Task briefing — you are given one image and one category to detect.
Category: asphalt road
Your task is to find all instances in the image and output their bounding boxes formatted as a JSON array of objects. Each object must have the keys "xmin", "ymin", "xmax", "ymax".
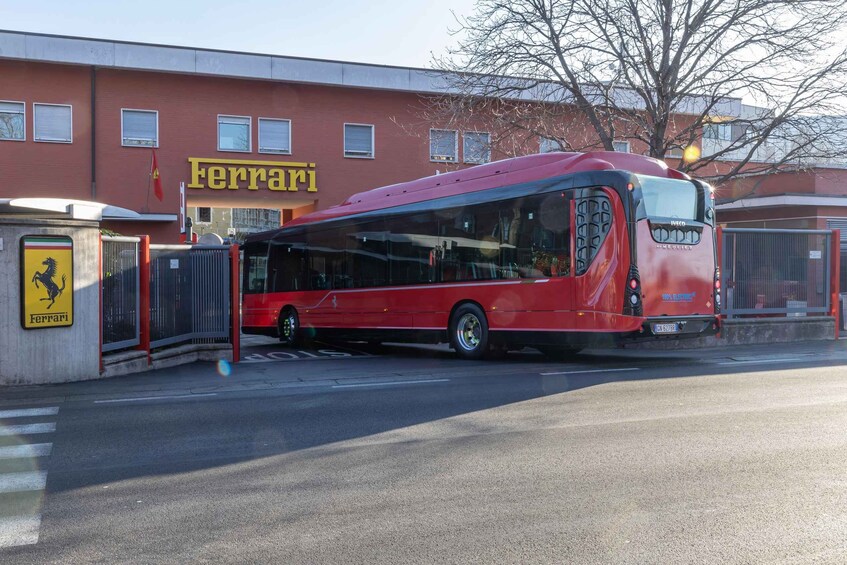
[{"xmin": 2, "ymin": 340, "xmax": 847, "ymax": 563}]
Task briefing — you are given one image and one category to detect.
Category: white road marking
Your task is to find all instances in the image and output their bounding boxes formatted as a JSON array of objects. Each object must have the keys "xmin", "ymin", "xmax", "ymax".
[
  {"xmin": 0, "ymin": 471, "xmax": 47, "ymax": 493},
  {"xmin": 0, "ymin": 423, "xmax": 56, "ymax": 437},
  {"xmin": 540, "ymin": 368, "xmax": 641, "ymax": 376},
  {"xmin": 0, "ymin": 407, "xmax": 59, "ymax": 419},
  {"xmin": 332, "ymin": 378, "xmax": 450, "ymax": 389},
  {"xmin": 0, "ymin": 443, "xmax": 52, "ymax": 459},
  {"xmin": 717, "ymin": 358, "xmax": 804, "ymax": 366},
  {"xmin": 93, "ymin": 393, "xmax": 219, "ymax": 404},
  {"xmin": 0, "ymin": 408, "xmax": 57, "ymax": 549},
  {"xmin": 0, "ymin": 516, "xmax": 42, "ymax": 548}
]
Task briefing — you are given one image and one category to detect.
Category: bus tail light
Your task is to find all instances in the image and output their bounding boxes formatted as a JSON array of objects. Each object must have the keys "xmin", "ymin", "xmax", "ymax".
[
  {"xmin": 714, "ymin": 269, "xmax": 721, "ymax": 313},
  {"xmin": 624, "ymin": 266, "xmax": 642, "ymax": 317}
]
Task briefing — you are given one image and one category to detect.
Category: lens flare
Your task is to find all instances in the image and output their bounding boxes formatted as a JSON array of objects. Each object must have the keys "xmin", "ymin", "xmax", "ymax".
[
  {"xmin": 217, "ymin": 359, "xmax": 232, "ymax": 377},
  {"xmin": 683, "ymin": 145, "xmax": 701, "ymax": 163}
]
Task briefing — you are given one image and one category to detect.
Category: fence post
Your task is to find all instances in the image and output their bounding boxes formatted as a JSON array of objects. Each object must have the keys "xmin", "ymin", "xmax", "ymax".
[
  {"xmin": 229, "ymin": 244, "xmax": 240, "ymax": 364},
  {"xmin": 137, "ymin": 235, "xmax": 151, "ymax": 365},
  {"xmin": 831, "ymin": 229, "xmax": 841, "ymax": 339},
  {"xmin": 99, "ymin": 234, "xmax": 104, "ymax": 373},
  {"xmin": 716, "ymin": 225, "xmax": 724, "ymax": 334}
]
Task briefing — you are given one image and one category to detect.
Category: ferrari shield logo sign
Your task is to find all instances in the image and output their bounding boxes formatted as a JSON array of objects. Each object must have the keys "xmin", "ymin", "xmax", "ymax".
[{"xmin": 20, "ymin": 235, "xmax": 74, "ymax": 329}]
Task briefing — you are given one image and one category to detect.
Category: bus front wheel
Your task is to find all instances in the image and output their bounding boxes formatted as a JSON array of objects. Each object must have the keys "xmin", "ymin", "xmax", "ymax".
[
  {"xmin": 278, "ymin": 307, "xmax": 300, "ymax": 347},
  {"xmin": 450, "ymin": 303, "xmax": 489, "ymax": 360}
]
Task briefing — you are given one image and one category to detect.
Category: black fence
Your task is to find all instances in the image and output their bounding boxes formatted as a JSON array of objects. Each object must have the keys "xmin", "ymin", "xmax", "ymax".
[
  {"xmin": 102, "ymin": 236, "xmax": 141, "ymax": 352},
  {"xmin": 721, "ymin": 229, "xmax": 833, "ymax": 318},
  {"xmin": 149, "ymin": 244, "xmax": 230, "ymax": 349},
  {"xmin": 101, "ymin": 239, "xmax": 232, "ymax": 353}
]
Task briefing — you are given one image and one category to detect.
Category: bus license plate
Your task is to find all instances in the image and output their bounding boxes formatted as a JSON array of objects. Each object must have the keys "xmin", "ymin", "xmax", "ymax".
[{"xmin": 652, "ymin": 323, "xmax": 680, "ymax": 334}]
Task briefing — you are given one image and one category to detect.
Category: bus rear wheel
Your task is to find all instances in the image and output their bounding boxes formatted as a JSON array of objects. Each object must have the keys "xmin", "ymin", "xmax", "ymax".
[
  {"xmin": 278, "ymin": 306, "xmax": 300, "ymax": 347},
  {"xmin": 450, "ymin": 303, "xmax": 489, "ymax": 360}
]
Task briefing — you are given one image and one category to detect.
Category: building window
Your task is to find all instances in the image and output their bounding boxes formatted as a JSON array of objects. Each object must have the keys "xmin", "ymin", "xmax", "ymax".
[
  {"xmin": 33, "ymin": 103, "xmax": 72, "ymax": 143},
  {"xmin": 704, "ymin": 122, "xmax": 732, "ymax": 141},
  {"xmin": 197, "ymin": 207, "xmax": 212, "ymax": 223},
  {"xmin": 258, "ymin": 118, "xmax": 291, "ymax": 154},
  {"xmin": 430, "ymin": 129, "xmax": 457, "ymax": 162},
  {"xmin": 0, "ymin": 100, "xmax": 25, "ymax": 141},
  {"xmin": 218, "ymin": 115, "xmax": 251, "ymax": 152},
  {"xmin": 122, "ymin": 109, "xmax": 158, "ymax": 147},
  {"xmin": 463, "ymin": 132, "xmax": 491, "ymax": 164},
  {"xmin": 344, "ymin": 123, "xmax": 374, "ymax": 158},
  {"xmin": 539, "ymin": 136, "xmax": 561, "ymax": 153},
  {"xmin": 613, "ymin": 140, "xmax": 630, "ymax": 153}
]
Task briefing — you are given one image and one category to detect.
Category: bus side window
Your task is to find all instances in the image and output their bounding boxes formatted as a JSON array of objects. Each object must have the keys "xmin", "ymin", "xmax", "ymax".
[
  {"xmin": 269, "ymin": 240, "xmax": 305, "ymax": 292},
  {"xmin": 502, "ymin": 192, "xmax": 570, "ymax": 278}
]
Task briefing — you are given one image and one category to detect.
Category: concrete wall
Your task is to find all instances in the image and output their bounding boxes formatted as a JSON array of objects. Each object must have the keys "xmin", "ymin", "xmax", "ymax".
[
  {"xmin": 624, "ymin": 317, "xmax": 836, "ymax": 350},
  {"xmin": 0, "ymin": 218, "xmax": 100, "ymax": 385}
]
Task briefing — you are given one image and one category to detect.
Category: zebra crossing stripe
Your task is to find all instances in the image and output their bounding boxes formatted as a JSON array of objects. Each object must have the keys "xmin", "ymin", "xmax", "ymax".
[
  {"xmin": 0, "ymin": 471, "xmax": 47, "ymax": 493},
  {"xmin": 0, "ymin": 444, "xmax": 52, "ymax": 459},
  {"xmin": 0, "ymin": 423, "xmax": 56, "ymax": 436},
  {"xmin": 0, "ymin": 407, "xmax": 59, "ymax": 419},
  {"xmin": 0, "ymin": 406, "xmax": 58, "ymax": 548},
  {"xmin": 0, "ymin": 516, "xmax": 42, "ymax": 547}
]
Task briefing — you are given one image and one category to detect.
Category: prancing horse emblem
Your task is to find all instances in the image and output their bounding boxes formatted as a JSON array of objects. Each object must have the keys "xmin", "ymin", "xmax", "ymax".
[
  {"xmin": 332, "ymin": 295, "xmax": 338, "ymax": 309},
  {"xmin": 32, "ymin": 257, "xmax": 67, "ymax": 309}
]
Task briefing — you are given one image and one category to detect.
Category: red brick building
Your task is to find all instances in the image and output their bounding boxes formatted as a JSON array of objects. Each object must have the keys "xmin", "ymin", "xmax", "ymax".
[{"xmin": 1, "ymin": 30, "xmax": 846, "ymax": 244}]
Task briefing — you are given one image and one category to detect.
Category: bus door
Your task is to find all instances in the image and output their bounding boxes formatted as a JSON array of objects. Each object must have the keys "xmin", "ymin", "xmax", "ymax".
[{"xmin": 491, "ymin": 191, "xmax": 574, "ymax": 330}]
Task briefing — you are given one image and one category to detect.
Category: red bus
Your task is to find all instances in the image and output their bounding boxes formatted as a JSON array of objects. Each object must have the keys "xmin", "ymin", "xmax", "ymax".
[{"xmin": 242, "ymin": 152, "xmax": 720, "ymax": 359}]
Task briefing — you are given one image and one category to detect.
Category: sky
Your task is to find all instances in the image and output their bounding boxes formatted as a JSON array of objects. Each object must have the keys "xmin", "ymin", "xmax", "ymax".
[{"xmin": 0, "ymin": 0, "xmax": 478, "ymax": 68}]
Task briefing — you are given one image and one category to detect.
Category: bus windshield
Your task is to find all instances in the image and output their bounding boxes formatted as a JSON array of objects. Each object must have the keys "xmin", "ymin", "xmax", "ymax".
[{"xmin": 636, "ymin": 174, "xmax": 698, "ymax": 221}]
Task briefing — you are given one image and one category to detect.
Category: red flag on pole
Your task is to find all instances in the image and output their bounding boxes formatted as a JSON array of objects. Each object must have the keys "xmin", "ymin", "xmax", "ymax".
[{"xmin": 151, "ymin": 148, "xmax": 163, "ymax": 201}]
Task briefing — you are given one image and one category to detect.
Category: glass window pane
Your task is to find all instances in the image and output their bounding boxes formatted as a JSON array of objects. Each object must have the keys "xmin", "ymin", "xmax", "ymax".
[
  {"xmin": 219, "ymin": 121, "xmax": 250, "ymax": 151},
  {"xmin": 501, "ymin": 192, "xmax": 570, "ymax": 278},
  {"xmin": 386, "ymin": 212, "xmax": 438, "ymax": 285},
  {"xmin": 0, "ymin": 101, "xmax": 25, "ymax": 141},
  {"xmin": 539, "ymin": 137, "xmax": 560, "ymax": 153},
  {"xmin": 637, "ymin": 175, "xmax": 698, "ymax": 220},
  {"xmin": 463, "ymin": 132, "xmax": 490, "ymax": 164}
]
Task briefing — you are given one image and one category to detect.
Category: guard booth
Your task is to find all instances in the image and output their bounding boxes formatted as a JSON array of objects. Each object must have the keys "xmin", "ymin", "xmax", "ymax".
[
  {"xmin": 0, "ymin": 199, "xmax": 109, "ymax": 385},
  {"xmin": 0, "ymin": 198, "xmax": 239, "ymax": 386}
]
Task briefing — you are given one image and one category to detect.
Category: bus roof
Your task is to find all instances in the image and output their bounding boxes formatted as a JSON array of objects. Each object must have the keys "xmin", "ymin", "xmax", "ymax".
[{"xmin": 255, "ymin": 151, "xmax": 688, "ymax": 237}]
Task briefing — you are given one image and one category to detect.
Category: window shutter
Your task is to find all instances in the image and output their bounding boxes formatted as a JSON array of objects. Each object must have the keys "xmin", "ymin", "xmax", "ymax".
[
  {"xmin": 345, "ymin": 125, "xmax": 373, "ymax": 155},
  {"xmin": 259, "ymin": 119, "xmax": 290, "ymax": 153},
  {"xmin": 35, "ymin": 105, "xmax": 72, "ymax": 142},
  {"xmin": 430, "ymin": 130, "xmax": 456, "ymax": 160},
  {"xmin": 123, "ymin": 110, "xmax": 157, "ymax": 144}
]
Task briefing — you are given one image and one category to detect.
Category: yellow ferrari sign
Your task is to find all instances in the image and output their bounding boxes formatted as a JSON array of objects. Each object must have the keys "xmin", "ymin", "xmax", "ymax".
[{"xmin": 21, "ymin": 235, "xmax": 74, "ymax": 329}]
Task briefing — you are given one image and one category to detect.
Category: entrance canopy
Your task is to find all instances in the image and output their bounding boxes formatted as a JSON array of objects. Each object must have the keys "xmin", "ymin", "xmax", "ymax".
[{"xmin": 0, "ymin": 198, "xmax": 140, "ymax": 221}]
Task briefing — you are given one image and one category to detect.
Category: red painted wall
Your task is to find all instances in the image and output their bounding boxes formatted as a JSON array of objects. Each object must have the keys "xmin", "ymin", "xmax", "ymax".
[{"xmin": 0, "ymin": 60, "xmax": 92, "ymax": 199}]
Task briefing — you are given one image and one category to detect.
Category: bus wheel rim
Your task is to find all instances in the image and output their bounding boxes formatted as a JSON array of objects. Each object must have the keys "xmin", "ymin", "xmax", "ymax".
[
  {"xmin": 456, "ymin": 313, "xmax": 481, "ymax": 351},
  {"xmin": 284, "ymin": 314, "xmax": 296, "ymax": 339}
]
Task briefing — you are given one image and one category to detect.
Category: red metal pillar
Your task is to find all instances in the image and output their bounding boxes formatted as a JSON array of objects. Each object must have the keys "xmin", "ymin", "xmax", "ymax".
[
  {"xmin": 830, "ymin": 229, "xmax": 841, "ymax": 339},
  {"xmin": 715, "ymin": 225, "xmax": 723, "ymax": 337},
  {"xmin": 99, "ymin": 235, "xmax": 104, "ymax": 373},
  {"xmin": 230, "ymin": 244, "xmax": 241, "ymax": 364},
  {"xmin": 137, "ymin": 235, "xmax": 151, "ymax": 365}
]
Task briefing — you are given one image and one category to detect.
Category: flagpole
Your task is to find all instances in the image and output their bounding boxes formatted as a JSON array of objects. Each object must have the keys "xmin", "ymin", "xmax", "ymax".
[{"xmin": 145, "ymin": 149, "xmax": 153, "ymax": 213}]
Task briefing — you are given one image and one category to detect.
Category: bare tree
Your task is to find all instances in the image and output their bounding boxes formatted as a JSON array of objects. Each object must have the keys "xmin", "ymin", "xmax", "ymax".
[{"xmin": 430, "ymin": 0, "xmax": 847, "ymax": 185}]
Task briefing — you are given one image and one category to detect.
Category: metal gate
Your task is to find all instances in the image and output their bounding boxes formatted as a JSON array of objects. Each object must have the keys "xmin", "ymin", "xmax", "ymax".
[
  {"xmin": 149, "ymin": 244, "xmax": 230, "ymax": 349},
  {"xmin": 721, "ymin": 228, "xmax": 832, "ymax": 319},
  {"xmin": 102, "ymin": 236, "xmax": 141, "ymax": 352}
]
